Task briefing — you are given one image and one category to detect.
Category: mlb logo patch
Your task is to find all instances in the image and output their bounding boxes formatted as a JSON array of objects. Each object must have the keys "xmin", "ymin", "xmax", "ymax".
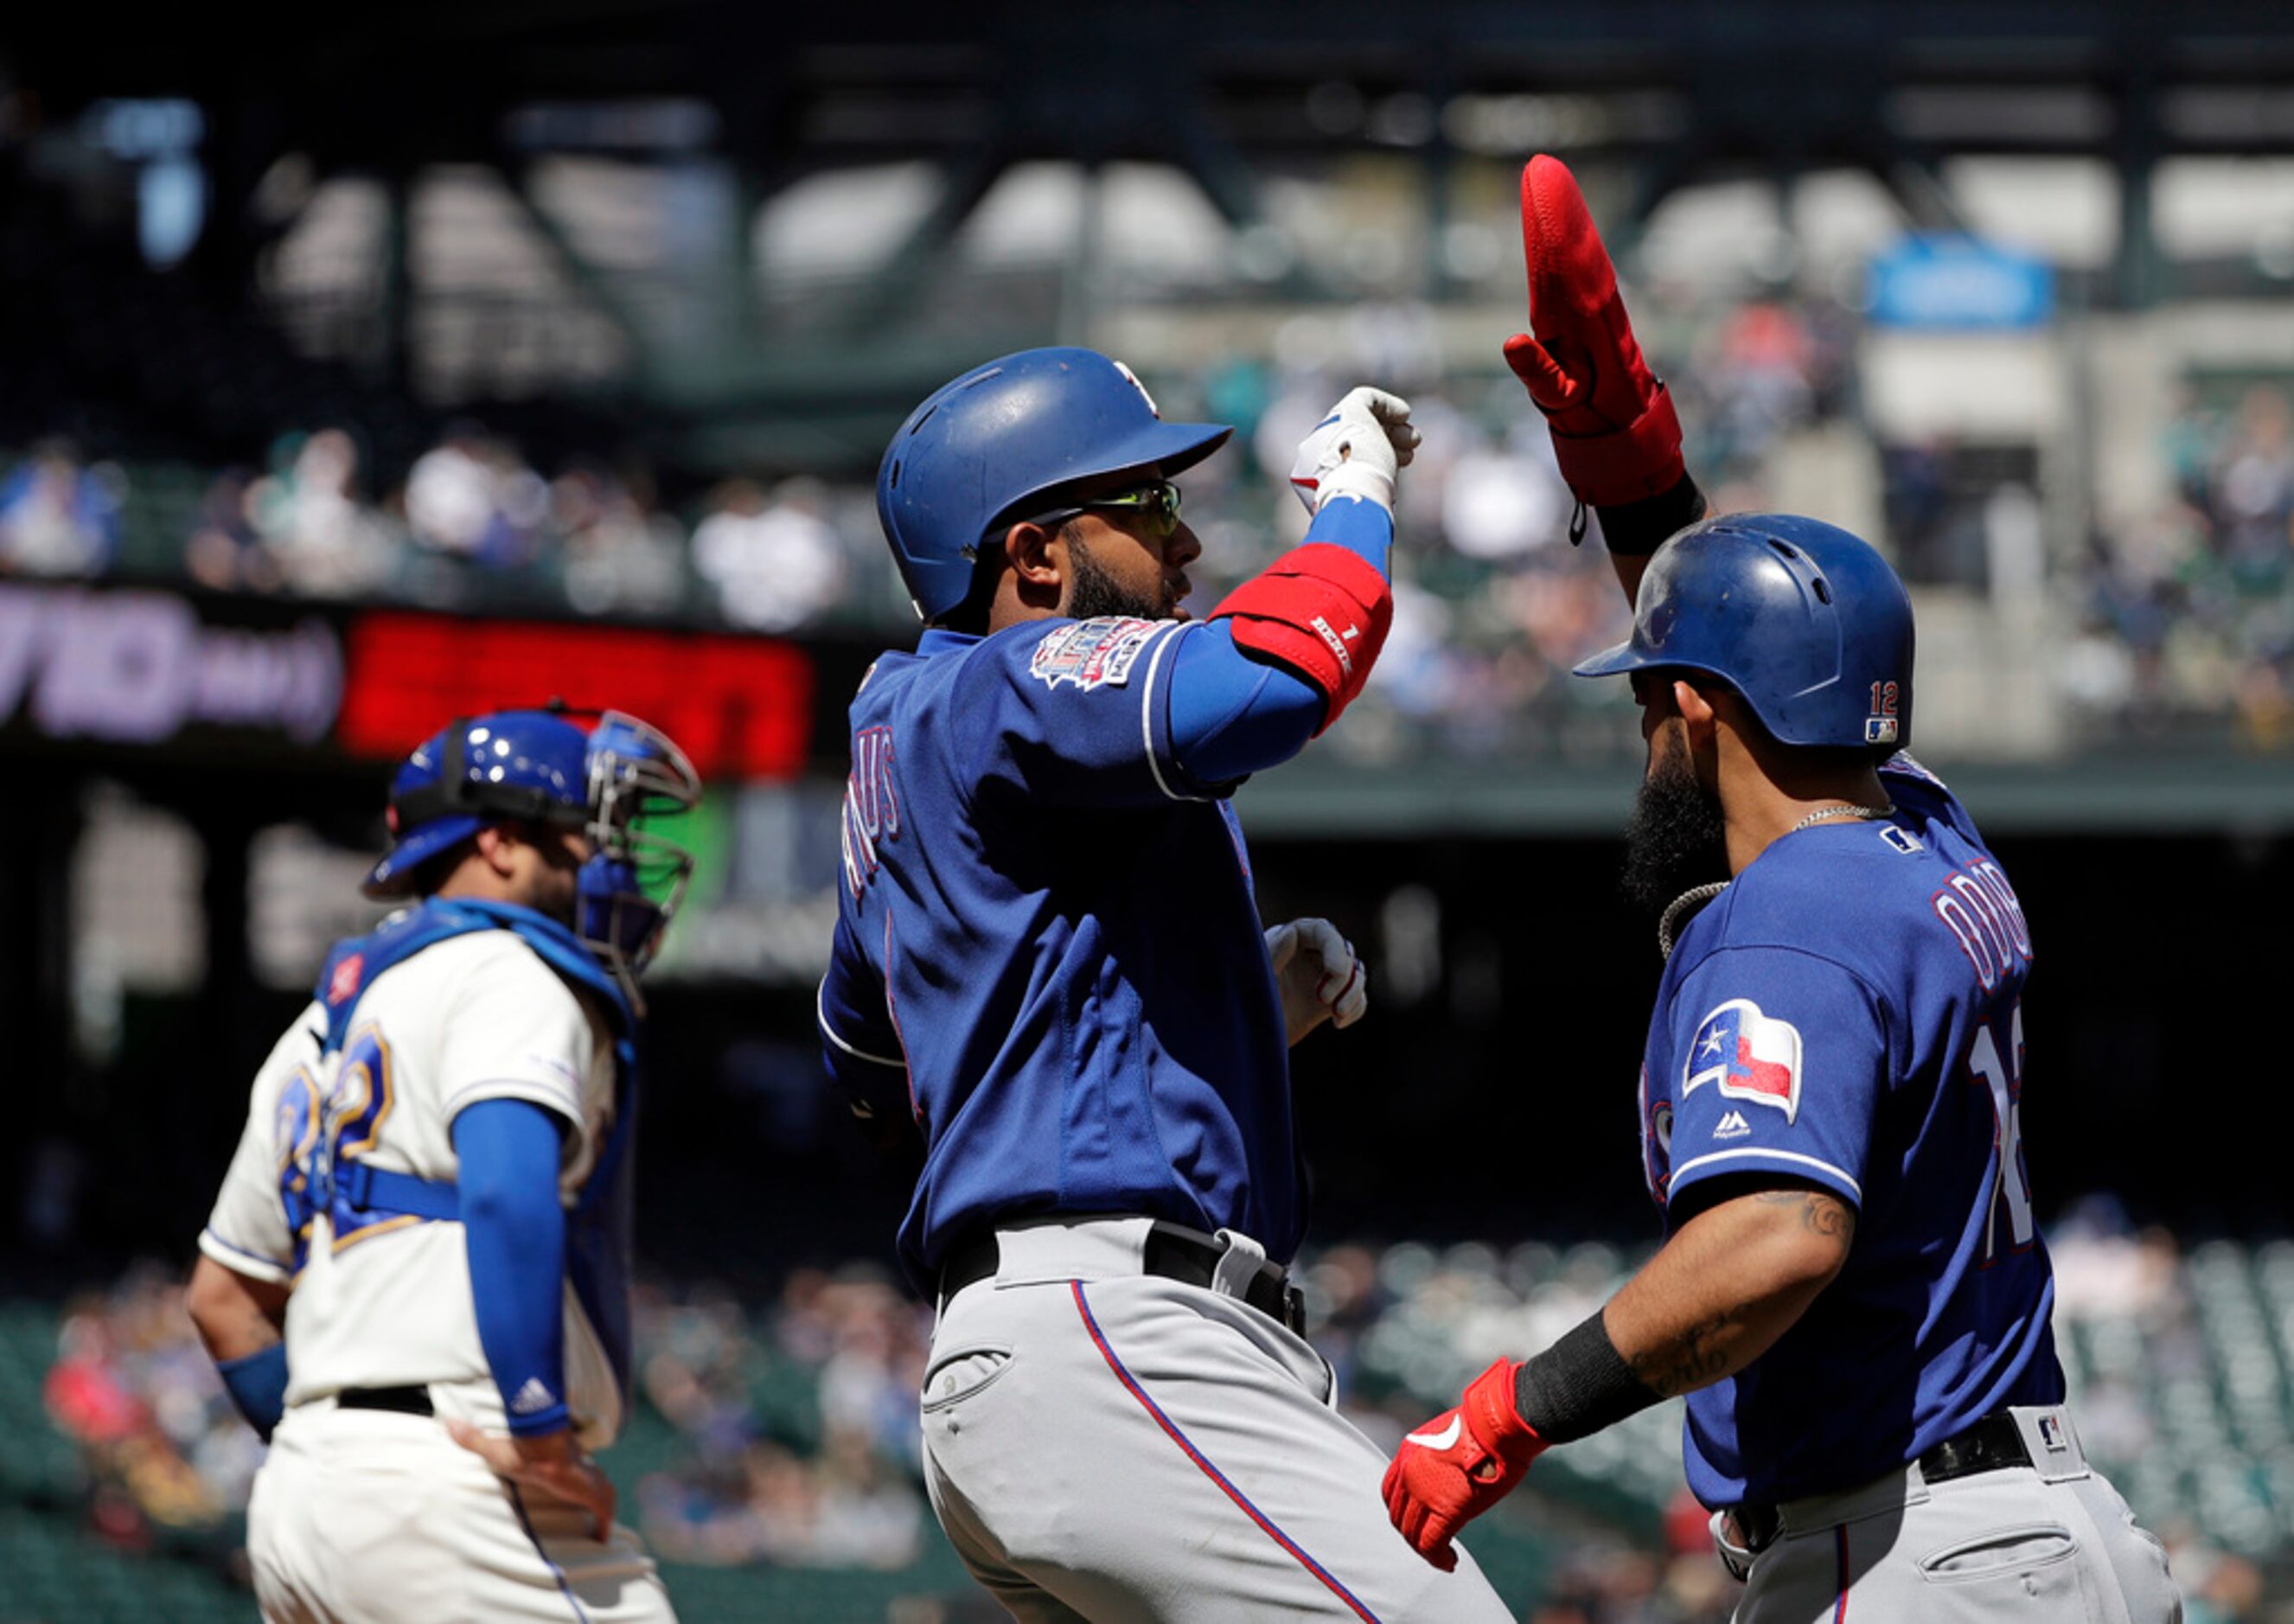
[
  {"xmin": 1867, "ymin": 679, "xmax": 1901, "ymax": 745},
  {"xmin": 1031, "ymin": 617, "xmax": 1160, "ymax": 691},
  {"xmin": 2037, "ymin": 1413, "xmax": 2068, "ymax": 1453},
  {"xmin": 1684, "ymin": 998, "xmax": 1804, "ymax": 1122},
  {"xmin": 328, "ymin": 953, "xmax": 365, "ymax": 1006}
]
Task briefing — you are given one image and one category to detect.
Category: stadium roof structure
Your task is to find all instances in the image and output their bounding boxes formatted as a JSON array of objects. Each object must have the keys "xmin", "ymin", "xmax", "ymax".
[{"xmin": 8, "ymin": 0, "xmax": 2294, "ymax": 458}]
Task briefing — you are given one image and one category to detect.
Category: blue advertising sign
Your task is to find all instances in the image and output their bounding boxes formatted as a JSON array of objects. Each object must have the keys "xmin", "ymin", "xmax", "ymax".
[{"xmin": 1867, "ymin": 236, "xmax": 2054, "ymax": 329}]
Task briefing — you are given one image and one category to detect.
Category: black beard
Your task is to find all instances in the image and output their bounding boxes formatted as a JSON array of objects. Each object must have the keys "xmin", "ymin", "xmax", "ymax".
[
  {"xmin": 1066, "ymin": 542, "xmax": 1170, "ymax": 622},
  {"xmin": 1621, "ymin": 729, "xmax": 1730, "ymax": 912}
]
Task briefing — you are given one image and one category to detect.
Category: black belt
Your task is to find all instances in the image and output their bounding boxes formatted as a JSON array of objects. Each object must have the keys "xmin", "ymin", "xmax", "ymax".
[
  {"xmin": 1735, "ymin": 1413, "xmax": 2032, "ymax": 1554},
  {"xmin": 937, "ymin": 1226, "xmax": 1307, "ymax": 1335},
  {"xmin": 336, "ymin": 1384, "xmax": 434, "ymax": 1417}
]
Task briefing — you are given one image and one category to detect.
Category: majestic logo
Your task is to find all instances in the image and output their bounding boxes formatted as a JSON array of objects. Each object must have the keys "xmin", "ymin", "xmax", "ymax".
[
  {"xmin": 1030, "ymin": 617, "xmax": 1160, "ymax": 692},
  {"xmin": 1684, "ymin": 999, "xmax": 1805, "ymax": 1122},
  {"xmin": 327, "ymin": 954, "xmax": 365, "ymax": 1006},
  {"xmin": 1713, "ymin": 1109, "xmax": 1753, "ymax": 1141}
]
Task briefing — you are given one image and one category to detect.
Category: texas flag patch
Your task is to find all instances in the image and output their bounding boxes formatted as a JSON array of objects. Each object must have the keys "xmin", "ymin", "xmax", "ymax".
[{"xmin": 1684, "ymin": 998, "xmax": 1804, "ymax": 1122}]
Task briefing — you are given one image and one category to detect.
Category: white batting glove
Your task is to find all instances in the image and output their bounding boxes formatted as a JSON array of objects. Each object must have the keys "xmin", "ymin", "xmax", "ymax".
[
  {"xmin": 1288, "ymin": 387, "xmax": 1420, "ymax": 516},
  {"xmin": 1264, "ymin": 917, "xmax": 1370, "ymax": 1037}
]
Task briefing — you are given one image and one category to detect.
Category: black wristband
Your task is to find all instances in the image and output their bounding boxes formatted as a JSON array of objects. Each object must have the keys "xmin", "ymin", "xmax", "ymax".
[
  {"xmin": 1590, "ymin": 472, "xmax": 1707, "ymax": 558},
  {"xmin": 1511, "ymin": 1308, "xmax": 1664, "ymax": 1444}
]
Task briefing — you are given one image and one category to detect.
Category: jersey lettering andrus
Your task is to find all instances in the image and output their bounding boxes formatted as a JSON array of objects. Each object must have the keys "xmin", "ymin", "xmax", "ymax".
[{"xmin": 819, "ymin": 617, "xmax": 1303, "ymax": 1289}]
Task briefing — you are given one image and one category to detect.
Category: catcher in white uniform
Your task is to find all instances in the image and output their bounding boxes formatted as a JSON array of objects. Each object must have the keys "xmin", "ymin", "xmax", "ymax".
[{"xmin": 186, "ymin": 706, "xmax": 700, "ymax": 1623}]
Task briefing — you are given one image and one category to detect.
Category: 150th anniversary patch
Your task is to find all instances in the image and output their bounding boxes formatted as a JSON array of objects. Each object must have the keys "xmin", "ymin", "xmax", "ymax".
[{"xmin": 1030, "ymin": 617, "xmax": 1163, "ymax": 691}]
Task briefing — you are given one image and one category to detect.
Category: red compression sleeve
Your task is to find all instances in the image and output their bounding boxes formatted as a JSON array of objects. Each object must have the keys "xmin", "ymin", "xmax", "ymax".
[{"xmin": 1207, "ymin": 543, "xmax": 1392, "ymax": 735}]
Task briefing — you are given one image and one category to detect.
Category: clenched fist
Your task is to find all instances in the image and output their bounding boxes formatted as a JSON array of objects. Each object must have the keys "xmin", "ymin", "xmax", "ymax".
[
  {"xmin": 1289, "ymin": 387, "xmax": 1420, "ymax": 515},
  {"xmin": 1263, "ymin": 917, "xmax": 1368, "ymax": 1045}
]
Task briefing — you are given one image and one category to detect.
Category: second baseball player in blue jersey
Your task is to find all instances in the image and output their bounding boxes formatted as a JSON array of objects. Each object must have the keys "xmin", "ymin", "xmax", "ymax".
[
  {"xmin": 1382, "ymin": 151, "xmax": 2176, "ymax": 1624},
  {"xmin": 1639, "ymin": 750, "xmax": 2054, "ymax": 1510}
]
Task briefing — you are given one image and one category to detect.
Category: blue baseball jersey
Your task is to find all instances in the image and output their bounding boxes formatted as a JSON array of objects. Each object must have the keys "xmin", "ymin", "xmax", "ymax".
[
  {"xmin": 1636, "ymin": 755, "xmax": 2064, "ymax": 1508},
  {"xmin": 819, "ymin": 613, "xmax": 1301, "ymax": 1291}
]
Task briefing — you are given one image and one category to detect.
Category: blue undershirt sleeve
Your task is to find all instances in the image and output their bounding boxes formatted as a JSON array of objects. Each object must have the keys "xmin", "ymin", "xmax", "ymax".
[
  {"xmin": 216, "ymin": 1343, "xmax": 289, "ymax": 1442},
  {"xmin": 1164, "ymin": 496, "xmax": 1395, "ymax": 783},
  {"xmin": 452, "ymin": 1097, "xmax": 572, "ymax": 1437},
  {"xmin": 1301, "ymin": 489, "xmax": 1395, "ymax": 572}
]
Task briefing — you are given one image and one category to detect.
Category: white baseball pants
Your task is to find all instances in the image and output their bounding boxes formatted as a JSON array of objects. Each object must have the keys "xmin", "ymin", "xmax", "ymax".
[
  {"xmin": 1730, "ymin": 1405, "xmax": 2181, "ymax": 1622},
  {"xmin": 918, "ymin": 1217, "xmax": 1516, "ymax": 1623},
  {"xmin": 248, "ymin": 1400, "xmax": 677, "ymax": 1623}
]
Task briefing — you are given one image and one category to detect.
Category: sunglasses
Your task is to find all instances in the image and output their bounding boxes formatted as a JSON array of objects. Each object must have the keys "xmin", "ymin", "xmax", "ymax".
[{"xmin": 1009, "ymin": 480, "xmax": 1185, "ymax": 540}]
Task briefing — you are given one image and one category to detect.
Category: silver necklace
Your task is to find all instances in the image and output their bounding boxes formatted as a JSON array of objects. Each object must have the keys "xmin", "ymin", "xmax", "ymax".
[
  {"xmin": 1657, "ymin": 802, "xmax": 1898, "ymax": 960},
  {"xmin": 1785, "ymin": 799, "xmax": 1895, "ymax": 835},
  {"xmin": 1658, "ymin": 882, "xmax": 1730, "ymax": 961}
]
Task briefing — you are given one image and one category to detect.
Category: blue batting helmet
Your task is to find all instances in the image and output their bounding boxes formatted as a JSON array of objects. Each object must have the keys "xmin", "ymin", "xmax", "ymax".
[
  {"xmin": 363, "ymin": 710, "xmax": 591, "ymax": 898},
  {"xmin": 876, "ymin": 347, "xmax": 1232, "ymax": 623},
  {"xmin": 1573, "ymin": 514, "xmax": 1916, "ymax": 751}
]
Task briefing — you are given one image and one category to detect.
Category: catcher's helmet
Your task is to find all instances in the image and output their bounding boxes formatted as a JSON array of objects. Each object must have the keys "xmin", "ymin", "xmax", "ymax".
[
  {"xmin": 364, "ymin": 710, "xmax": 591, "ymax": 898},
  {"xmin": 876, "ymin": 347, "xmax": 1231, "ymax": 623},
  {"xmin": 1574, "ymin": 514, "xmax": 1915, "ymax": 751}
]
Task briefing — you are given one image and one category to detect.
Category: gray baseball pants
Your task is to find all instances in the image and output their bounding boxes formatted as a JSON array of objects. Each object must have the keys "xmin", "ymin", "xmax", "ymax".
[
  {"xmin": 918, "ymin": 1217, "xmax": 1515, "ymax": 1623},
  {"xmin": 1728, "ymin": 1405, "xmax": 2181, "ymax": 1622}
]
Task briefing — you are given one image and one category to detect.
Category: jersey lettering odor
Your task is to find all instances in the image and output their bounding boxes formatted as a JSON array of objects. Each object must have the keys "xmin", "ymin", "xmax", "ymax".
[{"xmin": 1632, "ymin": 762, "xmax": 2063, "ymax": 1506}]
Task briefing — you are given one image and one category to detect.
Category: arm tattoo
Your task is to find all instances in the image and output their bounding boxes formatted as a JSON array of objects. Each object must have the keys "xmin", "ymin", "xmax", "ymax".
[
  {"xmin": 1626, "ymin": 1308, "xmax": 1738, "ymax": 1398},
  {"xmin": 1622, "ymin": 1188, "xmax": 1856, "ymax": 1399},
  {"xmin": 1752, "ymin": 1188, "xmax": 1856, "ymax": 1250}
]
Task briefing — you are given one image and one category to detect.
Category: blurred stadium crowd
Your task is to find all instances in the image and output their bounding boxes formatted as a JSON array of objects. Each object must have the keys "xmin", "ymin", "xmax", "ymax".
[
  {"xmin": 12, "ymin": 288, "xmax": 2294, "ymax": 760},
  {"xmin": 2072, "ymin": 385, "xmax": 2294, "ymax": 746},
  {"xmin": 21, "ymin": 1211, "xmax": 2290, "ymax": 1621}
]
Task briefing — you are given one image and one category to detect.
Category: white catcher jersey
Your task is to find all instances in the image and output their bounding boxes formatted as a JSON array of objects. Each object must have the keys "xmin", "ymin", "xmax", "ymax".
[{"xmin": 199, "ymin": 932, "xmax": 625, "ymax": 1448}]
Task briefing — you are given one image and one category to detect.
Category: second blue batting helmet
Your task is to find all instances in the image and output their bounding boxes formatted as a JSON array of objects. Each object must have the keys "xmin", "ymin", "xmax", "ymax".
[
  {"xmin": 1573, "ymin": 513, "xmax": 1916, "ymax": 751},
  {"xmin": 364, "ymin": 709, "xmax": 592, "ymax": 898},
  {"xmin": 876, "ymin": 347, "xmax": 1232, "ymax": 623}
]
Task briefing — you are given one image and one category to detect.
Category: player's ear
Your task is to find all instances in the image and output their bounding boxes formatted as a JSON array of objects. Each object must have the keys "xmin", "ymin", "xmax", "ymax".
[
  {"xmin": 1675, "ymin": 679, "xmax": 1725, "ymax": 777},
  {"xmin": 1673, "ymin": 679, "xmax": 1717, "ymax": 735},
  {"xmin": 470, "ymin": 823, "xmax": 522, "ymax": 879},
  {"xmin": 1003, "ymin": 521, "xmax": 1064, "ymax": 590}
]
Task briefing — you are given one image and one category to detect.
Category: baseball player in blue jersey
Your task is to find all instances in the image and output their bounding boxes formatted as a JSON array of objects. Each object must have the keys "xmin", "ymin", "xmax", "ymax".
[
  {"xmin": 186, "ymin": 706, "xmax": 700, "ymax": 1622},
  {"xmin": 819, "ymin": 348, "xmax": 1517, "ymax": 1620},
  {"xmin": 1382, "ymin": 157, "xmax": 2180, "ymax": 1621}
]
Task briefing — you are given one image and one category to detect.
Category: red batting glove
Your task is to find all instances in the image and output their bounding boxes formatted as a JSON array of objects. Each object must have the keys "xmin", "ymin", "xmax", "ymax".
[
  {"xmin": 1504, "ymin": 154, "xmax": 1685, "ymax": 508},
  {"xmin": 1382, "ymin": 1358, "xmax": 1548, "ymax": 1571}
]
